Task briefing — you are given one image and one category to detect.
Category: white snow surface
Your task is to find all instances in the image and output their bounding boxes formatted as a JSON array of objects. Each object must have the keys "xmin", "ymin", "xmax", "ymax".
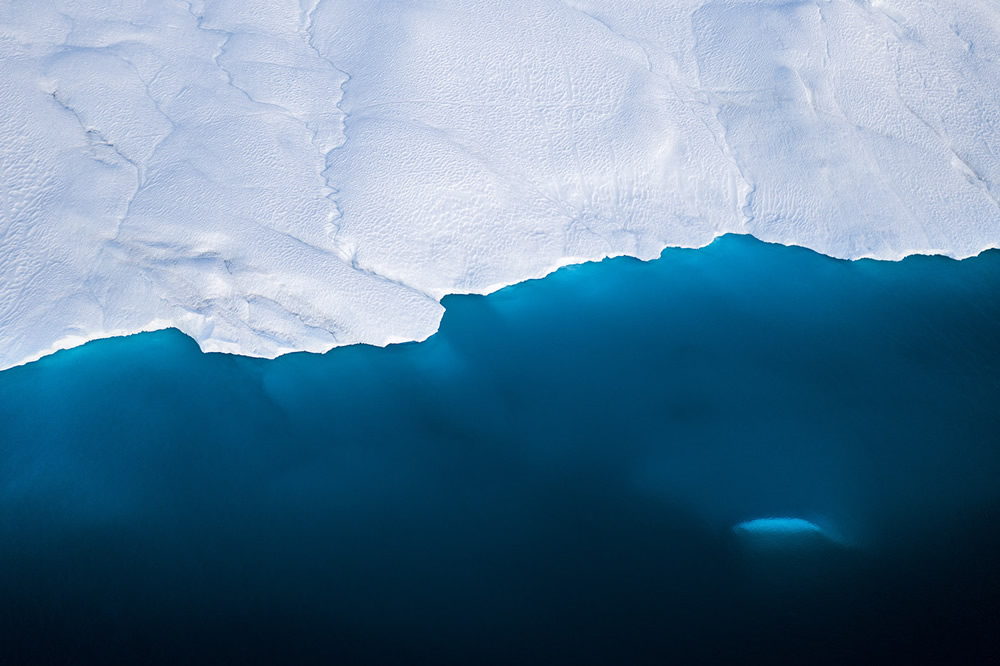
[{"xmin": 1, "ymin": 0, "xmax": 999, "ymax": 369}]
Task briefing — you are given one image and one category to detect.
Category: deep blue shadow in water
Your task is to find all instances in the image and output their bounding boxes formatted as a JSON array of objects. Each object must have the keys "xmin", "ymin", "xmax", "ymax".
[{"xmin": 1, "ymin": 235, "xmax": 999, "ymax": 664}]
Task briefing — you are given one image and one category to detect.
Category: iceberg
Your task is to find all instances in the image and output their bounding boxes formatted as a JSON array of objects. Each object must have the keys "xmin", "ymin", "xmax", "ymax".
[{"xmin": 1, "ymin": 0, "xmax": 998, "ymax": 369}]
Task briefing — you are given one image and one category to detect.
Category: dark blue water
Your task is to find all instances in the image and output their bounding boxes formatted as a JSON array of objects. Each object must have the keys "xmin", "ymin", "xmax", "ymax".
[{"xmin": 2, "ymin": 235, "xmax": 999, "ymax": 664}]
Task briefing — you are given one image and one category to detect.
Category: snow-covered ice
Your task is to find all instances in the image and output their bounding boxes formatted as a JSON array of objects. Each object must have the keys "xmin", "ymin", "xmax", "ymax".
[{"xmin": 1, "ymin": 0, "xmax": 998, "ymax": 369}]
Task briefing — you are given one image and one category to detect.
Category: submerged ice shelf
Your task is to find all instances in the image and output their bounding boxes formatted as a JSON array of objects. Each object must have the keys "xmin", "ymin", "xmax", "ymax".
[
  {"xmin": 734, "ymin": 518, "xmax": 827, "ymax": 536},
  {"xmin": 733, "ymin": 518, "xmax": 846, "ymax": 548},
  {"xmin": 1, "ymin": 0, "xmax": 999, "ymax": 370}
]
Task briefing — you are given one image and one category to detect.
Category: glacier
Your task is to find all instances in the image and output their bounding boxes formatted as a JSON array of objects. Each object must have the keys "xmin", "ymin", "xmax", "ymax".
[{"xmin": 1, "ymin": 0, "xmax": 998, "ymax": 370}]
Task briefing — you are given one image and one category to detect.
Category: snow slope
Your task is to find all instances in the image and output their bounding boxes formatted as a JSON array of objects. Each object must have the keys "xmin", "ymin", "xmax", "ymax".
[{"xmin": 1, "ymin": 0, "xmax": 998, "ymax": 369}]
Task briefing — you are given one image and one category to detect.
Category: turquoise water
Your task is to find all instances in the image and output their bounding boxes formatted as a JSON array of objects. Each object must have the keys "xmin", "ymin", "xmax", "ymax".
[{"xmin": 1, "ymin": 234, "xmax": 999, "ymax": 663}]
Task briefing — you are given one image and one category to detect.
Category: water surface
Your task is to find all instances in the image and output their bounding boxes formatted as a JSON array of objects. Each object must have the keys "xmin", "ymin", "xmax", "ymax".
[{"xmin": 2, "ymin": 235, "xmax": 999, "ymax": 664}]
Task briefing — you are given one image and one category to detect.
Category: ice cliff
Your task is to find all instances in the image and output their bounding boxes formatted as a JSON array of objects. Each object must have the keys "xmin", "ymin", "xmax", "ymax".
[{"xmin": 1, "ymin": 0, "xmax": 998, "ymax": 369}]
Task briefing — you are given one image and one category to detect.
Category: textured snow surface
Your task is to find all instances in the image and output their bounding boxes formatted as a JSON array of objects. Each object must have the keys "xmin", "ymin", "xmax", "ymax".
[{"xmin": 2, "ymin": 0, "xmax": 999, "ymax": 369}]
